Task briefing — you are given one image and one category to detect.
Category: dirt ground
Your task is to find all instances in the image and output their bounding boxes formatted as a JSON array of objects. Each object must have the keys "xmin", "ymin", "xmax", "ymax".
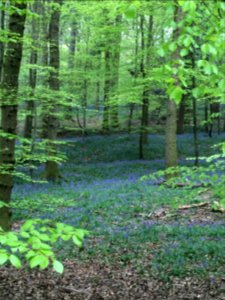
[{"xmin": 1, "ymin": 259, "xmax": 225, "ymax": 300}]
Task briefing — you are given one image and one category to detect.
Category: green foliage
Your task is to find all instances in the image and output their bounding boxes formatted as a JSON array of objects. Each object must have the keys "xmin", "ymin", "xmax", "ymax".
[{"xmin": 0, "ymin": 219, "xmax": 89, "ymax": 273}]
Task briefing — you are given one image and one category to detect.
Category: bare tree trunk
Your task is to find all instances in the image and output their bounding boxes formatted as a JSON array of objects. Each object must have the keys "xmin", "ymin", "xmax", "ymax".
[
  {"xmin": 0, "ymin": 1, "xmax": 27, "ymax": 230},
  {"xmin": 43, "ymin": 0, "xmax": 62, "ymax": 180}
]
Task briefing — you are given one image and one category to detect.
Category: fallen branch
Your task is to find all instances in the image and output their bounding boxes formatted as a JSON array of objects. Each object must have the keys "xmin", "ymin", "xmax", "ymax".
[
  {"xmin": 60, "ymin": 286, "xmax": 92, "ymax": 295},
  {"xmin": 157, "ymin": 181, "xmax": 211, "ymax": 189},
  {"xmin": 179, "ymin": 202, "xmax": 209, "ymax": 210},
  {"xmin": 212, "ymin": 201, "xmax": 225, "ymax": 213}
]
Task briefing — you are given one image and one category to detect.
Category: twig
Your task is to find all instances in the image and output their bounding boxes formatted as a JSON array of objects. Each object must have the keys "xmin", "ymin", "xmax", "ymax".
[
  {"xmin": 179, "ymin": 201, "xmax": 209, "ymax": 210},
  {"xmin": 60, "ymin": 286, "xmax": 92, "ymax": 295}
]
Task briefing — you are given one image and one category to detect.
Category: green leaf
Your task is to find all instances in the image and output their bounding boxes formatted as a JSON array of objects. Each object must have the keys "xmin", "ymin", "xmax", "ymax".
[
  {"xmin": 124, "ymin": 5, "xmax": 136, "ymax": 19},
  {"xmin": 39, "ymin": 256, "xmax": 49, "ymax": 270},
  {"xmin": 72, "ymin": 235, "xmax": 83, "ymax": 247},
  {"xmin": 192, "ymin": 87, "xmax": 205, "ymax": 99},
  {"xmin": 169, "ymin": 42, "xmax": 177, "ymax": 52},
  {"xmin": 182, "ymin": 1, "xmax": 197, "ymax": 12},
  {"xmin": 180, "ymin": 49, "xmax": 188, "ymax": 57},
  {"xmin": 183, "ymin": 36, "xmax": 192, "ymax": 47},
  {"xmin": 211, "ymin": 64, "xmax": 218, "ymax": 75},
  {"xmin": 220, "ymin": 2, "xmax": 225, "ymax": 11},
  {"xmin": 30, "ymin": 255, "xmax": 46, "ymax": 268},
  {"xmin": 178, "ymin": 0, "xmax": 185, "ymax": 5},
  {"xmin": 0, "ymin": 253, "xmax": 8, "ymax": 265},
  {"xmin": 169, "ymin": 86, "xmax": 184, "ymax": 104},
  {"xmin": 0, "ymin": 201, "xmax": 9, "ymax": 208},
  {"xmin": 9, "ymin": 255, "xmax": 21, "ymax": 269},
  {"xmin": 53, "ymin": 260, "xmax": 64, "ymax": 274},
  {"xmin": 219, "ymin": 79, "xmax": 225, "ymax": 90},
  {"xmin": 201, "ymin": 44, "xmax": 217, "ymax": 56},
  {"xmin": 158, "ymin": 48, "xmax": 165, "ymax": 57}
]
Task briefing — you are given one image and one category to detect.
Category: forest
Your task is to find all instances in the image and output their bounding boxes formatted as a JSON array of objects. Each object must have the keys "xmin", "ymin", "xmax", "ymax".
[{"xmin": 0, "ymin": 0, "xmax": 225, "ymax": 299}]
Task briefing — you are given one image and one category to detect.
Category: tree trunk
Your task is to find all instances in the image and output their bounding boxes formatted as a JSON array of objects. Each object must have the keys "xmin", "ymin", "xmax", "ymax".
[
  {"xmin": 177, "ymin": 94, "xmax": 186, "ymax": 134},
  {"xmin": 128, "ymin": 18, "xmax": 139, "ymax": 133},
  {"xmin": 102, "ymin": 50, "xmax": 111, "ymax": 133},
  {"xmin": 43, "ymin": 0, "xmax": 62, "ymax": 180},
  {"xmin": 24, "ymin": 1, "xmax": 40, "ymax": 139},
  {"xmin": 68, "ymin": 19, "xmax": 77, "ymax": 69},
  {"xmin": 139, "ymin": 15, "xmax": 153, "ymax": 159},
  {"xmin": 0, "ymin": 1, "xmax": 27, "ymax": 230},
  {"xmin": 110, "ymin": 14, "xmax": 122, "ymax": 130},
  {"xmin": 0, "ymin": 2, "xmax": 5, "ymax": 81},
  {"xmin": 41, "ymin": 0, "xmax": 49, "ymax": 83},
  {"xmin": 165, "ymin": 2, "xmax": 182, "ymax": 170},
  {"xmin": 191, "ymin": 51, "xmax": 199, "ymax": 166},
  {"xmin": 204, "ymin": 100, "xmax": 209, "ymax": 134}
]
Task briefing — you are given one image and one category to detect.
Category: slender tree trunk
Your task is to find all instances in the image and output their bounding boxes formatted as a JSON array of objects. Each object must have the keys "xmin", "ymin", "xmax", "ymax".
[
  {"xmin": 139, "ymin": 15, "xmax": 146, "ymax": 159},
  {"xmin": 82, "ymin": 71, "xmax": 88, "ymax": 135},
  {"xmin": 102, "ymin": 50, "xmax": 111, "ymax": 133},
  {"xmin": 68, "ymin": 20, "xmax": 77, "ymax": 69},
  {"xmin": 0, "ymin": 2, "xmax": 27, "ymax": 230},
  {"xmin": 0, "ymin": 2, "xmax": 5, "ymax": 81},
  {"xmin": 217, "ymin": 104, "xmax": 221, "ymax": 135},
  {"xmin": 41, "ymin": 0, "xmax": 49, "ymax": 83},
  {"xmin": 128, "ymin": 103, "xmax": 135, "ymax": 133},
  {"xmin": 191, "ymin": 52, "xmax": 199, "ymax": 166},
  {"xmin": 128, "ymin": 19, "xmax": 139, "ymax": 133},
  {"xmin": 177, "ymin": 95, "xmax": 186, "ymax": 134},
  {"xmin": 110, "ymin": 14, "xmax": 122, "ymax": 130},
  {"xmin": 204, "ymin": 100, "xmax": 209, "ymax": 134},
  {"xmin": 24, "ymin": 2, "xmax": 40, "ymax": 139},
  {"xmin": 95, "ymin": 50, "xmax": 102, "ymax": 110},
  {"xmin": 96, "ymin": 80, "xmax": 100, "ymax": 110},
  {"xmin": 165, "ymin": 2, "xmax": 182, "ymax": 170},
  {"xmin": 43, "ymin": 0, "xmax": 62, "ymax": 180},
  {"xmin": 139, "ymin": 15, "xmax": 153, "ymax": 159}
]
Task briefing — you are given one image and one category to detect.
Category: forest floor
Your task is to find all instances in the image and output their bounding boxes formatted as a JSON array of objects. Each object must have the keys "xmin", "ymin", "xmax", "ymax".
[{"xmin": 1, "ymin": 133, "xmax": 225, "ymax": 300}]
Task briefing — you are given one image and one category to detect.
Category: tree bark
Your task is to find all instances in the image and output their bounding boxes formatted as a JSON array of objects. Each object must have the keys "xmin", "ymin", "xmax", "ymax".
[
  {"xmin": 68, "ymin": 19, "xmax": 77, "ymax": 69},
  {"xmin": 110, "ymin": 14, "xmax": 122, "ymax": 130},
  {"xmin": 102, "ymin": 50, "xmax": 111, "ymax": 133},
  {"xmin": 0, "ymin": 1, "xmax": 27, "ymax": 230},
  {"xmin": 43, "ymin": 0, "xmax": 62, "ymax": 180},
  {"xmin": 191, "ymin": 51, "xmax": 199, "ymax": 166},
  {"xmin": 165, "ymin": 1, "xmax": 182, "ymax": 170},
  {"xmin": 24, "ymin": 1, "xmax": 40, "ymax": 139},
  {"xmin": 0, "ymin": 1, "xmax": 5, "ymax": 81},
  {"xmin": 177, "ymin": 95, "xmax": 186, "ymax": 134},
  {"xmin": 139, "ymin": 14, "xmax": 153, "ymax": 159}
]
